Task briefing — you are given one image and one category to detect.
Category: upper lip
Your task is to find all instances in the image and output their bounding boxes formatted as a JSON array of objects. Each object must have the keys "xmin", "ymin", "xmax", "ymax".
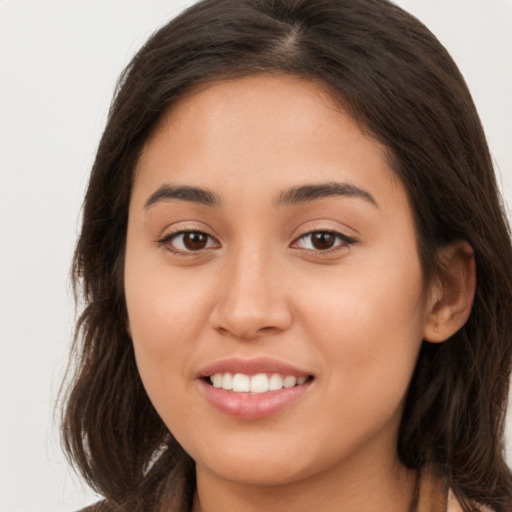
[{"xmin": 198, "ymin": 357, "xmax": 312, "ymax": 378}]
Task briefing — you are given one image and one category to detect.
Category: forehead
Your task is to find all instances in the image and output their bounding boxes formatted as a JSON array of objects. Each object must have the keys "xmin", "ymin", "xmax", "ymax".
[
  {"xmin": 134, "ymin": 73, "xmax": 404, "ymax": 210},
  {"xmin": 150, "ymin": 74, "xmax": 347, "ymax": 142}
]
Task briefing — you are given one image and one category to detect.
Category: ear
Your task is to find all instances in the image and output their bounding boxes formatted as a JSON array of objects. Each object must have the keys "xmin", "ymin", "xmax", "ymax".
[{"xmin": 423, "ymin": 241, "xmax": 476, "ymax": 343}]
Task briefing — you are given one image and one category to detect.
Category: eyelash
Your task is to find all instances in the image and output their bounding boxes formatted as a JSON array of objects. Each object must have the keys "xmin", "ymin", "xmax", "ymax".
[
  {"xmin": 291, "ymin": 231, "xmax": 357, "ymax": 254},
  {"xmin": 157, "ymin": 229, "xmax": 356, "ymax": 256},
  {"xmin": 157, "ymin": 230, "xmax": 219, "ymax": 255}
]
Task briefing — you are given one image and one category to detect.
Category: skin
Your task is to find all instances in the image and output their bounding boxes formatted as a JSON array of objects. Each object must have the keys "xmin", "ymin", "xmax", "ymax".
[{"xmin": 124, "ymin": 74, "xmax": 474, "ymax": 512}]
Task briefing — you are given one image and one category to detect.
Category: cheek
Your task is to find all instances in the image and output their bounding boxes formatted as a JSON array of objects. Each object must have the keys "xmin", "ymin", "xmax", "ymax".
[
  {"xmin": 125, "ymin": 250, "xmax": 212, "ymax": 352},
  {"xmin": 288, "ymin": 261, "xmax": 426, "ymax": 462},
  {"xmin": 297, "ymin": 249, "xmax": 427, "ymax": 395},
  {"xmin": 124, "ymin": 247, "xmax": 215, "ymax": 412}
]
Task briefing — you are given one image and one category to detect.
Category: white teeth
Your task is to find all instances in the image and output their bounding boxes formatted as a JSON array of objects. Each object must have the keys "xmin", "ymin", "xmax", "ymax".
[
  {"xmin": 212, "ymin": 373, "xmax": 222, "ymax": 388},
  {"xmin": 283, "ymin": 375, "xmax": 297, "ymax": 388},
  {"xmin": 250, "ymin": 373, "xmax": 269, "ymax": 394},
  {"xmin": 209, "ymin": 372, "xmax": 309, "ymax": 393},
  {"xmin": 268, "ymin": 373, "xmax": 283, "ymax": 391},
  {"xmin": 232, "ymin": 373, "xmax": 250, "ymax": 392},
  {"xmin": 221, "ymin": 372, "xmax": 233, "ymax": 390}
]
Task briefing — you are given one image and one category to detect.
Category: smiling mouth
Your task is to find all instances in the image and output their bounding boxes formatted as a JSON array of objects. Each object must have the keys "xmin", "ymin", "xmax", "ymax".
[{"xmin": 207, "ymin": 372, "xmax": 313, "ymax": 394}]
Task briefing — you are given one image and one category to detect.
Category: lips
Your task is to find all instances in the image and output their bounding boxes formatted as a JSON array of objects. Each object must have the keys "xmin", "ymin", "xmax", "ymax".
[
  {"xmin": 197, "ymin": 357, "xmax": 314, "ymax": 419},
  {"xmin": 198, "ymin": 356, "xmax": 311, "ymax": 379}
]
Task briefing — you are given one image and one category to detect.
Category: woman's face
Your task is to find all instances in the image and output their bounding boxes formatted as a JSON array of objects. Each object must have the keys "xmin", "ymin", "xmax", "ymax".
[{"xmin": 125, "ymin": 74, "xmax": 434, "ymax": 487}]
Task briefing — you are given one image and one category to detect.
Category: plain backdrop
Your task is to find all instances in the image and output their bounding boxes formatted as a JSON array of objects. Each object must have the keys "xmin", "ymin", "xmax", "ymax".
[{"xmin": 1, "ymin": 1, "xmax": 511, "ymax": 511}]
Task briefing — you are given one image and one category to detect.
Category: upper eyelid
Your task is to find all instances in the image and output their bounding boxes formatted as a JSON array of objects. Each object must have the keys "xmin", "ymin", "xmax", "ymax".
[
  {"xmin": 157, "ymin": 224, "xmax": 219, "ymax": 241},
  {"xmin": 292, "ymin": 229, "xmax": 357, "ymax": 243},
  {"xmin": 291, "ymin": 218, "xmax": 359, "ymax": 237},
  {"xmin": 159, "ymin": 230, "xmax": 219, "ymax": 245},
  {"xmin": 160, "ymin": 229, "xmax": 211, "ymax": 240},
  {"xmin": 158, "ymin": 228, "xmax": 353, "ymax": 239}
]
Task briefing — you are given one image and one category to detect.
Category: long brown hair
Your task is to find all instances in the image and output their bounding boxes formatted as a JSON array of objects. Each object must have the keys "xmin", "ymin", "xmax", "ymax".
[{"xmin": 61, "ymin": 1, "xmax": 512, "ymax": 510}]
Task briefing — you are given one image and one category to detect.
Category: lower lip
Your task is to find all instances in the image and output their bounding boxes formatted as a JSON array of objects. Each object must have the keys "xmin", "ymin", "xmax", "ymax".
[{"xmin": 198, "ymin": 380, "xmax": 311, "ymax": 420}]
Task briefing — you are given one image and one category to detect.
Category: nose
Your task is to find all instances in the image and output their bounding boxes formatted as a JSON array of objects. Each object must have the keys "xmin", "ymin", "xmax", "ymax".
[{"xmin": 209, "ymin": 247, "xmax": 293, "ymax": 340}]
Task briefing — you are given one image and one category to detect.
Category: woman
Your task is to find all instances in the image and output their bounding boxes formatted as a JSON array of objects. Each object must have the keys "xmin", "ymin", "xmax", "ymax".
[{"xmin": 61, "ymin": 0, "xmax": 512, "ymax": 511}]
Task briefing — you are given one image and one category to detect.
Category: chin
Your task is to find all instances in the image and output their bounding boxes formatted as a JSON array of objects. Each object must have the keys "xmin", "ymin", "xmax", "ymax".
[
  {"xmin": 189, "ymin": 433, "xmax": 340, "ymax": 488},
  {"xmin": 199, "ymin": 457, "xmax": 315, "ymax": 487}
]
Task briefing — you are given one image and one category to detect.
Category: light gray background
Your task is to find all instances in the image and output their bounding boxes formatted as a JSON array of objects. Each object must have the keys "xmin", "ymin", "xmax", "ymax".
[{"xmin": 1, "ymin": 1, "xmax": 511, "ymax": 511}]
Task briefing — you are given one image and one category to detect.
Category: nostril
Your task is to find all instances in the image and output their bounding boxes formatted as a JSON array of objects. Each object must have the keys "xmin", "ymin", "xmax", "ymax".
[
  {"xmin": 214, "ymin": 324, "xmax": 277, "ymax": 341},
  {"xmin": 259, "ymin": 325, "xmax": 278, "ymax": 333}
]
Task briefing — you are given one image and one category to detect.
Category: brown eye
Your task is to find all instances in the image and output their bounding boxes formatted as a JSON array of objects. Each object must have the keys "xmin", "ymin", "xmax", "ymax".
[
  {"xmin": 182, "ymin": 232, "xmax": 208, "ymax": 250},
  {"xmin": 161, "ymin": 231, "xmax": 219, "ymax": 253},
  {"xmin": 292, "ymin": 230, "xmax": 356, "ymax": 252},
  {"xmin": 311, "ymin": 232, "xmax": 336, "ymax": 250}
]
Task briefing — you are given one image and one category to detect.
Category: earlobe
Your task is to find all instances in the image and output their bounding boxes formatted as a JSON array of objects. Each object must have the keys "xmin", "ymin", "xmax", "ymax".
[{"xmin": 423, "ymin": 241, "xmax": 476, "ymax": 343}]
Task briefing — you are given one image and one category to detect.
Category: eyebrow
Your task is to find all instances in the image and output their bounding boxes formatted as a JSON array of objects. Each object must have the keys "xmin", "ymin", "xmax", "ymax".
[
  {"xmin": 144, "ymin": 184, "xmax": 220, "ymax": 208},
  {"xmin": 277, "ymin": 182, "xmax": 378, "ymax": 207},
  {"xmin": 144, "ymin": 181, "xmax": 378, "ymax": 209}
]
